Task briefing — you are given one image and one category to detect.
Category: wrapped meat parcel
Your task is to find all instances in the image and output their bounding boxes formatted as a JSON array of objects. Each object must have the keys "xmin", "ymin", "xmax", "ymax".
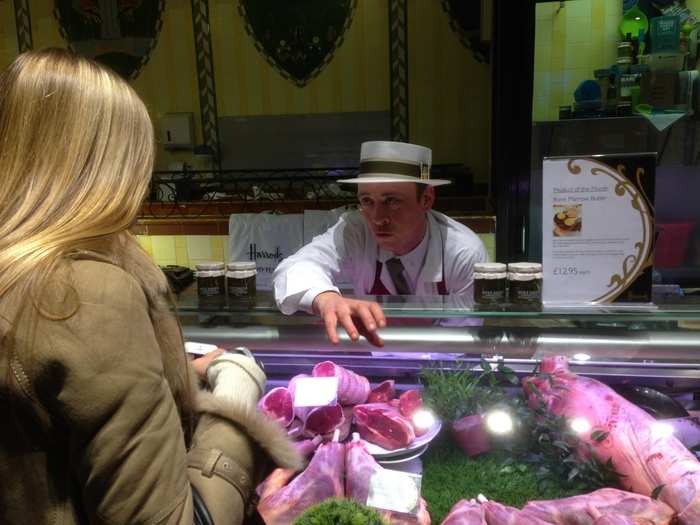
[
  {"xmin": 313, "ymin": 361, "xmax": 370, "ymax": 405},
  {"xmin": 523, "ymin": 355, "xmax": 699, "ymax": 524}
]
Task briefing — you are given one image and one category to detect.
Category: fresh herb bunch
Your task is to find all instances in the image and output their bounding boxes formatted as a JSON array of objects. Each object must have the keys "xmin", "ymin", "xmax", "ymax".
[
  {"xmin": 293, "ymin": 499, "xmax": 388, "ymax": 525},
  {"xmin": 419, "ymin": 359, "xmax": 519, "ymax": 421},
  {"xmin": 501, "ymin": 374, "xmax": 625, "ymax": 492}
]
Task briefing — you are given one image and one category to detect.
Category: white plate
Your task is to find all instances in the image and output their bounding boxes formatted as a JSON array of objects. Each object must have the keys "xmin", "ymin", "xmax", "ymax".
[
  {"xmin": 376, "ymin": 444, "xmax": 429, "ymax": 465},
  {"xmin": 364, "ymin": 419, "xmax": 442, "ymax": 459}
]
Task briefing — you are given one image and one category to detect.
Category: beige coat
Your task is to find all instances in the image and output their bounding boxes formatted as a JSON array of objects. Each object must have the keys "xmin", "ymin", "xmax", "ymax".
[{"xmin": 0, "ymin": 257, "xmax": 301, "ymax": 524}]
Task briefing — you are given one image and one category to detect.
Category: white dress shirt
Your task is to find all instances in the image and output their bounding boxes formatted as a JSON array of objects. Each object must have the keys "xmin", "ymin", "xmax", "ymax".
[
  {"xmin": 273, "ymin": 209, "xmax": 488, "ymax": 314},
  {"xmin": 378, "ymin": 224, "xmax": 429, "ymax": 294}
]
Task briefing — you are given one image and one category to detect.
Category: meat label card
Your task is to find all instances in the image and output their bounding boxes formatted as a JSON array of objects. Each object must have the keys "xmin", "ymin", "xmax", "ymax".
[
  {"xmin": 292, "ymin": 377, "xmax": 338, "ymax": 407},
  {"xmin": 542, "ymin": 154, "xmax": 655, "ymax": 305},
  {"xmin": 367, "ymin": 469, "xmax": 422, "ymax": 515}
]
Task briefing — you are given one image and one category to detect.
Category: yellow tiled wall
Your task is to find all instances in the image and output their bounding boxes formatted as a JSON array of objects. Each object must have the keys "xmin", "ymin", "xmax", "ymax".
[
  {"xmin": 534, "ymin": 0, "xmax": 621, "ymax": 122},
  {"xmin": 137, "ymin": 235, "xmax": 228, "ymax": 268},
  {"xmin": 533, "ymin": 0, "xmax": 700, "ymax": 121},
  {"xmin": 138, "ymin": 233, "xmax": 496, "ymax": 269},
  {"xmin": 0, "ymin": 1, "xmax": 491, "ymax": 182}
]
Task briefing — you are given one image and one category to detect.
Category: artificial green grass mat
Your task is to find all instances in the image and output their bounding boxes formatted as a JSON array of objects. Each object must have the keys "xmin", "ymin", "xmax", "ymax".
[{"xmin": 421, "ymin": 433, "xmax": 582, "ymax": 523}]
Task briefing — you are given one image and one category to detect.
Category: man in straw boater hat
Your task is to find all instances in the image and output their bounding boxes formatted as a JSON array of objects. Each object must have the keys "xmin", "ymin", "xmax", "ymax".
[{"xmin": 273, "ymin": 141, "xmax": 487, "ymax": 346}]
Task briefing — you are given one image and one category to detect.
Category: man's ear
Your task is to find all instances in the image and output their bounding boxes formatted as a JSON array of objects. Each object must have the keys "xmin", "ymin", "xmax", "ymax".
[{"xmin": 422, "ymin": 185, "xmax": 436, "ymax": 210}]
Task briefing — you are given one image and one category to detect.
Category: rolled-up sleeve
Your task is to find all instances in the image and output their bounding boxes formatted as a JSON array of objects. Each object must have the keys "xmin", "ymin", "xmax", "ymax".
[{"xmin": 273, "ymin": 214, "xmax": 356, "ymax": 314}]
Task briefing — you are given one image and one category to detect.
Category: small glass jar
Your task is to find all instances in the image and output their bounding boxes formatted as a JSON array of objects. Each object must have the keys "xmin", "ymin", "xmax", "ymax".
[
  {"xmin": 226, "ymin": 261, "xmax": 257, "ymax": 298},
  {"xmin": 473, "ymin": 262, "xmax": 507, "ymax": 309},
  {"xmin": 617, "ymin": 41, "xmax": 633, "ymax": 65},
  {"xmin": 196, "ymin": 261, "xmax": 225, "ymax": 298},
  {"xmin": 508, "ymin": 262, "xmax": 543, "ymax": 309}
]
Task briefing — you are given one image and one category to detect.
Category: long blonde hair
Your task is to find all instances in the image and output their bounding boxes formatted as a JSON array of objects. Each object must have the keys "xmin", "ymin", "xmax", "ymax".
[
  {"xmin": 0, "ymin": 49, "xmax": 194, "ymax": 430},
  {"xmin": 0, "ymin": 48, "xmax": 153, "ymax": 293}
]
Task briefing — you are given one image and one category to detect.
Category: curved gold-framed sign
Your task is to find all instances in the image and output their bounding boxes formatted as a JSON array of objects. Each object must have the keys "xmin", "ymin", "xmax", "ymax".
[{"xmin": 542, "ymin": 155, "xmax": 655, "ymax": 305}]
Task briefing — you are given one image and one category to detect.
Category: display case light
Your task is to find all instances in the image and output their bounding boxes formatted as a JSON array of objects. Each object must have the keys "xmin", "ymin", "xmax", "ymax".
[
  {"xmin": 485, "ymin": 410, "xmax": 514, "ymax": 435},
  {"xmin": 651, "ymin": 421, "xmax": 674, "ymax": 440},
  {"xmin": 570, "ymin": 417, "xmax": 591, "ymax": 434},
  {"xmin": 412, "ymin": 409, "xmax": 435, "ymax": 431}
]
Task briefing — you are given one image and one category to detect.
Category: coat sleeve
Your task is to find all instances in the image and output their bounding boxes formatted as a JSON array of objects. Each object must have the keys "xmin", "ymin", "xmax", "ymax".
[
  {"xmin": 23, "ymin": 261, "xmax": 299, "ymax": 525},
  {"xmin": 272, "ymin": 212, "xmax": 361, "ymax": 314}
]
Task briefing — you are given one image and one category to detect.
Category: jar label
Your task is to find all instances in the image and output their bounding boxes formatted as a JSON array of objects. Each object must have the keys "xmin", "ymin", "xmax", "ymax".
[
  {"xmin": 476, "ymin": 290, "xmax": 506, "ymax": 303},
  {"xmin": 229, "ymin": 286, "xmax": 249, "ymax": 297},
  {"xmin": 515, "ymin": 289, "xmax": 541, "ymax": 301},
  {"xmin": 199, "ymin": 286, "xmax": 222, "ymax": 296}
]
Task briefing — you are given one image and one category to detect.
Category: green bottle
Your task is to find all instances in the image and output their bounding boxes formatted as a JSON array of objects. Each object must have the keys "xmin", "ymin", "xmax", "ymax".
[{"xmin": 619, "ymin": 5, "xmax": 649, "ymax": 40}]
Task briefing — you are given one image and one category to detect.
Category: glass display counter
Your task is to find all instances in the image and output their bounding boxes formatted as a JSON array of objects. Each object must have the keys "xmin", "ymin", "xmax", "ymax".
[
  {"xmin": 177, "ymin": 286, "xmax": 700, "ymax": 389},
  {"xmin": 178, "ymin": 286, "xmax": 700, "ymax": 522}
]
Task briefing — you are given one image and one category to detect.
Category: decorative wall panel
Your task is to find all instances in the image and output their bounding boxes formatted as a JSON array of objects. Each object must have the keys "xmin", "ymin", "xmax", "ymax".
[
  {"xmin": 53, "ymin": 0, "xmax": 164, "ymax": 80},
  {"xmin": 13, "ymin": 0, "xmax": 32, "ymax": 52},
  {"xmin": 388, "ymin": 0, "xmax": 408, "ymax": 141},
  {"xmin": 238, "ymin": 0, "xmax": 357, "ymax": 87},
  {"xmin": 191, "ymin": 0, "xmax": 220, "ymax": 159}
]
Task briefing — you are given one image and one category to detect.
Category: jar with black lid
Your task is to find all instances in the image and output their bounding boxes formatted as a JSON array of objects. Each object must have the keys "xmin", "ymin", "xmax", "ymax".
[
  {"xmin": 473, "ymin": 262, "xmax": 507, "ymax": 309},
  {"xmin": 508, "ymin": 262, "xmax": 543, "ymax": 310},
  {"xmin": 196, "ymin": 261, "xmax": 225, "ymax": 299},
  {"xmin": 226, "ymin": 261, "xmax": 257, "ymax": 298}
]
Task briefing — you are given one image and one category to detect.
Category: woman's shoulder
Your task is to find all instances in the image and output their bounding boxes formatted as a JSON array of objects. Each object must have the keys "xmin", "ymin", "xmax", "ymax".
[{"xmin": 68, "ymin": 259, "xmax": 149, "ymax": 309}]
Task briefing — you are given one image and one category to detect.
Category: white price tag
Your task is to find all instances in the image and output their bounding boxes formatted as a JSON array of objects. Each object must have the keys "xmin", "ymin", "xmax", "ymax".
[
  {"xmin": 367, "ymin": 469, "xmax": 421, "ymax": 515},
  {"xmin": 292, "ymin": 377, "xmax": 338, "ymax": 408},
  {"xmin": 185, "ymin": 342, "xmax": 219, "ymax": 356}
]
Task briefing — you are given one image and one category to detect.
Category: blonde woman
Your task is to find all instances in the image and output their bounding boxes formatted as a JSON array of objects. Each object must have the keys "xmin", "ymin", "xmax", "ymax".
[{"xmin": 0, "ymin": 49, "xmax": 300, "ymax": 524}]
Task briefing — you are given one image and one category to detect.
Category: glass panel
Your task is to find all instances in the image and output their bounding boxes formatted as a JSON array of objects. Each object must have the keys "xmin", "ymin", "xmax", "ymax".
[
  {"xmin": 530, "ymin": 0, "xmax": 700, "ymax": 293},
  {"xmin": 176, "ymin": 285, "xmax": 700, "ymax": 320}
]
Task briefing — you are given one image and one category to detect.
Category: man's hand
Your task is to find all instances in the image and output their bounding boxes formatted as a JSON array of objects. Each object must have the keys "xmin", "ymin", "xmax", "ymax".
[{"xmin": 312, "ymin": 291, "xmax": 386, "ymax": 347}]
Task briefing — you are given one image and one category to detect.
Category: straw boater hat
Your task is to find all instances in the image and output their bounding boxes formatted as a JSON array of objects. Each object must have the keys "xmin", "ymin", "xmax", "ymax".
[{"xmin": 338, "ymin": 141, "xmax": 451, "ymax": 186}]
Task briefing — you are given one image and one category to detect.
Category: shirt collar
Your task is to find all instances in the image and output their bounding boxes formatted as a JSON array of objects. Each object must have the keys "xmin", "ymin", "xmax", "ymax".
[
  {"xmin": 416, "ymin": 211, "xmax": 444, "ymax": 285},
  {"xmin": 378, "ymin": 223, "xmax": 430, "ymax": 285}
]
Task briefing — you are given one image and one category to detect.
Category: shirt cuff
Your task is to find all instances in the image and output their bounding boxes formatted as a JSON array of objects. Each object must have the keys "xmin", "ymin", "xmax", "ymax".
[{"xmin": 298, "ymin": 286, "xmax": 341, "ymax": 314}]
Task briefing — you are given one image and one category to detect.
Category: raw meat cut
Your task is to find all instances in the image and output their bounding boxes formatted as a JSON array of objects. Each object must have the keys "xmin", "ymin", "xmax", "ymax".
[
  {"xmin": 346, "ymin": 434, "xmax": 430, "ymax": 524},
  {"xmin": 353, "ymin": 402, "xmax": 415, "ymax": 450},
  {"xmin": 257, "ymin": 430, "xmax": 345, "ymax": 525},
  {"xmin": 288, "ymin": 373, "xmax": 312, "ymax": 421},
  {"xmin": 287, "ymin": 418, "xmax": 303, "ymax": 438},
  {"xmin": 287, "ymin": 373, "xmax": 344, "ymax": 437},
  {"xmin": 440, "ymin": 500, "xmax": 486, "ymax": 525},
  {"xmin": 516, "ymin": 488, "xmax": 675, "ymax": 524},
  {"xmin": 302, "ymin": 404, "xmax": 344, "ymax": 437},
  {"xmin": 258, "ymin": 387, "xmax": 294, "ymax": 427},
  {"xmin": 321, "ymin": 406, "xmax": 353, "ymax": 442},
  {"xmin": 399, "ymin": 389, "xmax": 423, "ymax": 418},
  {"xmin": 524, "ymin": 356, "xmax": 698, "ymax": 523},
  {"xmin": 295, "ymin": 435, "xmax": 322, "ymax": 457},
  {"xmin": 368, "ymin": 380, "xmax": 396, "ymax": 403},
  {"xmin": 313, "ymin": 361, "xmax": 370, "ymax": 405},
  {"xmin": 440, "ymin": 490, "xmax": 673, "ymax": 525},
  {"xmin": 591, "ymin": 515, "xmax": 636, "ymax": 525},
  {"xmin": 481, "ymin": 501, "xmax": 548, "ymax": 524}
]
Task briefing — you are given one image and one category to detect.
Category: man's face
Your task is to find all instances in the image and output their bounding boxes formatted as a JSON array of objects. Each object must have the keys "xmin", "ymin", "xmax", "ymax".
[{"xmin": 357, "ymin": 182, "xmax": 435, "ymax": 255}]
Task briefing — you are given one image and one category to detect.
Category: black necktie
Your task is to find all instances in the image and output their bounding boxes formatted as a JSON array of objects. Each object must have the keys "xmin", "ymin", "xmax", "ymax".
[{"xmin": 385, "ymin": 257, "xmax": 412, "ymax": 295}]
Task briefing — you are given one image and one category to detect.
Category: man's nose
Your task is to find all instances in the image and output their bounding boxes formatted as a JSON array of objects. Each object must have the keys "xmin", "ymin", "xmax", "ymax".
[{"xmin": 371, "ymin": 204, "xmax": 391, "ymax": 224}]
